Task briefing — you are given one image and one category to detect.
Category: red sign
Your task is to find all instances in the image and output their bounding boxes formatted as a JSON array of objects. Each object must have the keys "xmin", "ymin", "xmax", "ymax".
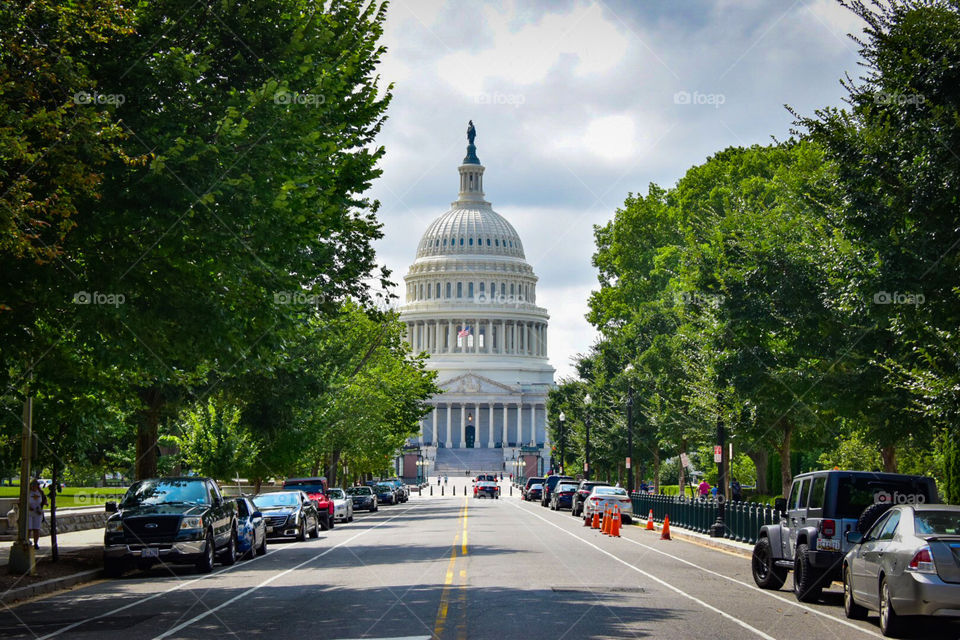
[
  {"xmin": 625, "ymin": 457, "xmax": 631, "ymax": 469},
  {"xmin": 714, "ymin": 445, "xmax": 723, "ymax": 463}
]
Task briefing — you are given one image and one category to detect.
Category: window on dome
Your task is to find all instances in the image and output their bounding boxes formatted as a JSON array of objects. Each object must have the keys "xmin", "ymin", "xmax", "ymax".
[
  {"xmin": 486, "ymin": 238, "xmax": 491, "ymax": 246},
  {"xmin": 501, "ymin": 283, "xmax": 506, "ymax": 296},
  {"xmin": 459, "ymin": 238, "xmax": 464, "ymax": 246},
  {"xmin": 468, "ymin": 282, "xmax": 474, "ymax": 298},
  {"xmin": 477, "ymin": 238, "xmax": 481, "ymax": 246},
  {"xmin": 479, "ymin": 282, "xmax": 485, "ymax": 294},
  {"xmin": 495, "ymin": 239, "xmax": 499, "ymax": 246},
  {"xmin": 510, "ymin": 283, "xmax": 515, "ymax": 295},
  {"xmin": 419, "ymin": 284, "xmax": 424, "ymax": 300},
  {"xmin": 457, "ymin": 282, "xmax": 462, "ymax": 298},
  {"xmin": 446, "ymin": 282, "xmax": 451, "ymax": 298},
  {"xmin": 469, "ymin": 238, "xmax": 473, "ymax": 246},
  {"xmin": 435, "ymin": 283, "xmax": 441, "ymax": 298}
]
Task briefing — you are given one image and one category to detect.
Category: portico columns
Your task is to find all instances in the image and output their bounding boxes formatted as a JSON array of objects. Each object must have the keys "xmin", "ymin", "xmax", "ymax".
[
  {"xmin": 502, "ymin": 404, "xmax": 509, "ymax": 446},
  {"xmin": 460, "ymin": 404, "xmax": 466, "ymax": 449},
  {"xmin": 487, "ymin": 403, "xmax": 494, "ymax": 448},
  {"xmin": 432, "ymin": 406, "xmax": 438, "ymax": 446},
  {"xmin": 446, "ymin": 404, "xmax": 452, "ymax": 447}
]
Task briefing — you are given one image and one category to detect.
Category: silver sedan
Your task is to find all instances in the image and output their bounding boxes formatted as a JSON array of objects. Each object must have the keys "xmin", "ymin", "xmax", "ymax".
[
  {"xmin": 581, "ymin": 486, "xmax": 634, "ymax": 524},
  {"xmin": 327, "ymin": 488, "xmax": 354, "ymax": 523},
  {"xmin": 843, "ymin": 504, "xmax": 960, "ymax": 636}
]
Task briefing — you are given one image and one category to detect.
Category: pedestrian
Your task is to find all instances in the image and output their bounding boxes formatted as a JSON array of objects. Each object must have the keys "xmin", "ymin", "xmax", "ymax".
[
  {"xmin": 639, "ymin": 480, "xmax": 648, "ymax": 493},
  {"xmin": 437, "ymin": 476, "xmax": 441, "ymax": 487},
  {"xmin": 711, "ymin": 485, "xmax": 718, "ymax": 498},
  {"xmin": 697, "ymin": 478, "xmax": 710, "ymax": 498},
  {"xmin": 444, "ymin": 475, "xmax": 448, "ymax": 485},
  {"xmin": 731, "ymin": 478, "xmax": 743, "ymax": 502},
  {"xmin": 27, "ymin": 479, "xmax": 46, "ymax": 550}
]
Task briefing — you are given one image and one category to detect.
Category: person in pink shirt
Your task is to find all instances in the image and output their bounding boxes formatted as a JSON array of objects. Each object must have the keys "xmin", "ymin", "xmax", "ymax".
[{"xmin": 697, "ymin": 479, "xmax": 711, "ymax": 497}]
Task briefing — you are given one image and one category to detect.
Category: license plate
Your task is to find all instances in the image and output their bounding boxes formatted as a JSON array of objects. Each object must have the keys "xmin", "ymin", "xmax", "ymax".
[
  {"xmin": 818, "ymin": 538, "xmax": 840, "ymax": 552},
  {"xmin": 140, "ymin": 548, "xmax": 159, "ymax": 559},
  {"xmin": 267, "ymin": 526, "xmax": 274, "ymax": 533}
]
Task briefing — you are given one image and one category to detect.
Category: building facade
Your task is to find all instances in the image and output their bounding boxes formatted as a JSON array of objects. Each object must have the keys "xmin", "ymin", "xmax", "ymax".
[{"xmin": 399, "ymin": 123, "xmax": 555, "ymax": 475}]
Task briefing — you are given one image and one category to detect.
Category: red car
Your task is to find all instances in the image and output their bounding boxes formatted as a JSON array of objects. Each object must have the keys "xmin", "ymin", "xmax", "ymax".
[{"xmin": 282, "ymin": 477, "xmax": 335, "ymax": 530}]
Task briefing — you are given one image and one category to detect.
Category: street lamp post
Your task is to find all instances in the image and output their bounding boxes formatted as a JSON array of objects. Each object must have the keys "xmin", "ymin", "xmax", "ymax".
[
  {"xmin": 710, "ymin": 405, "xmax": 727, "ymax": 537},
  {"xmin": 625, "ymin": 364, "xmax": 634, "ymax": 494},
  {"xmin": 558, "ymin": 411, "xmax": 566, "ymax": 475},
  {"xmin": 583, "ymin": 393, "xmax": 592, "ymax": 480}
]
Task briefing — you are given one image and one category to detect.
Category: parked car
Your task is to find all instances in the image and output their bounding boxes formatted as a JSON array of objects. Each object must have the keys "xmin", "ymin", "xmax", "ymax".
[
  {"xmin": 842, "ymin": 504, "xmax": 960, "ymax": 636},
  {"xmin": 549, "ymin": 482, "xmax": 579, "ymax": 511},
  {"xmin": 382, "ymin": 478, "xmax": 409, "ymax": 503},
  {"xmin": 103, "ymin": 477, "xmax": 238, "ymax": 577},
  {"xmin": 525, "ymin": 483, "xmax": 543, "ymax": 502},
  {"xmin": 282, "ymin": 477, "xmax": 334, "ymax": 530},
  {"xmin": 474, "ymin": 480, "xmax": 500, "ymax": 499},
  {"xmin": 572, "ymin": 480, "xmax": 611, "ymax": 517},
  {"xmin": 541, "ymin": 475, "xmax": 574, "ymax": 507},
  {"xmin": 346, "ymin": 486, "xmax": 378, "ymax": 512},
  {"xmin": 523, "ymin": 476, "xmax": 545, "ymax": 500},
  {"xmin": 581, "ymin": 486, "xmax": 633, "ymax": 524},
  {"xmin": 475, "ymin": 474, "xmax": 497, "ymax": 483},
  {"xmin": 751, "ymin": 470, "xmax": 940, "ymax": 603},
  {"xmin": 252, "ymin": 491, "xmax": 320, "ymax": 541},
  {"xmin": 327, "ymin": 488, "xmax": 354, "ymax": 523},
  {"xmin": 373, "ymin": 483, "xmax": 397, "ymax": 505},
  {"xmin": 235, "ymin": 496, "xmax": 267, "ymax": 559}
]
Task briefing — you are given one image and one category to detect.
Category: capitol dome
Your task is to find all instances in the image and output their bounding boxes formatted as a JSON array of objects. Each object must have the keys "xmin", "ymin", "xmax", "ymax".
[{"xmin": 399, "ymin": 121, "xmax": 554, "ymax": 465}]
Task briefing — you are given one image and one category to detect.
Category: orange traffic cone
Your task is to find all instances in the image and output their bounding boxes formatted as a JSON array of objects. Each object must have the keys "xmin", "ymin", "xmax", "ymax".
[
  {"xmin": 610, "ymin": 507, "xmax": 621, "ymax": 537},
  {"xmin": 591, "ymin": 510, "xmax": 600, "ymax": 529},
  {"xmin": 603, "ymin": 506, "xmax": 612, "ymax": 535},
  {"xmin": 645, "ymin": 509, "xmax": 655, "ymax": 530},
  {"xmin": 660, "ymin": 514, "xmax": 672, "ymax": 540}
]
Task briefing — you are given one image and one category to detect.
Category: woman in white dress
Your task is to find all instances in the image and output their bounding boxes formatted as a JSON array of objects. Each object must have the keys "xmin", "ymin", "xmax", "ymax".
[{"xmin": 27, "ymin": 479, "xmax": 46, "ymax": 549}]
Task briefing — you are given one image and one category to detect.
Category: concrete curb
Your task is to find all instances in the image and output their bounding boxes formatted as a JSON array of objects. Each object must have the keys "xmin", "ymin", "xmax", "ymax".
[
  {"xmin": 0, "ymin": 568, "xmax": 102, "ymax": 605},
  {"xmin": 631, "ymin": 520, "xmax": 754, "ymax": 558}
]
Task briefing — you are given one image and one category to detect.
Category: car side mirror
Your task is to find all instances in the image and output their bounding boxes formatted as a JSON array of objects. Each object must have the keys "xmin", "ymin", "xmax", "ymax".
[
  {"xmin": 105, "ymin": 501, "xmax": 118, "ymax": 513},
  {"xmin": 845, "ymin": 531, "xmax": 863, "ymax": 544},
  {"xmin": 252, "ymin": 511, "xmax": 262, "ymax": 519},
  {"xmin": 774, "ymin": 497, "xmax": 787, "ymax": 513}
]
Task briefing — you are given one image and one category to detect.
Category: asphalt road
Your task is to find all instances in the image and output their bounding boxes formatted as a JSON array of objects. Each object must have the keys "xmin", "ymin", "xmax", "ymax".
[{"xmin": 1, "ymin": 487, "xmax": 958, "ymax": 640}]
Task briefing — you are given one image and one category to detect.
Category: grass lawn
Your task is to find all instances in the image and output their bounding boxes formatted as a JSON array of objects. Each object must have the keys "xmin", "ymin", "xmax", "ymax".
[{"xmin": 0, "ymin": 486, "xmax": 127, "ymax": 508}]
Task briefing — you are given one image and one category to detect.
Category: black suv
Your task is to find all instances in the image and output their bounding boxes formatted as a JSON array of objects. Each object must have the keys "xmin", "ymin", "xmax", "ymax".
[
  {"xmin": 540, "ymin": 475, "xmax": 574, "ymax": 507},
  {"xmin": 103, "ymin": 477, "xmax": 239, "ymax": 577},
  {"xmin": 751, "ymin": 470, "xmax": 939, "ymax": 602}
]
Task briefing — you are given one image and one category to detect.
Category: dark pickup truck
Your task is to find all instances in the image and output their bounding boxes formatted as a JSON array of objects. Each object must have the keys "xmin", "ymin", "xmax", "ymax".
[{"xmin": 103, "ymin": 477, "xmax": 239, "ymax": 577}]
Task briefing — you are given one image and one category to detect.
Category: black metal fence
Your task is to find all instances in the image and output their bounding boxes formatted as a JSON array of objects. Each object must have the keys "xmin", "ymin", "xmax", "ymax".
[{"xmin": 630, "ymin": 493, "xmax": 783, "ymax": 546}]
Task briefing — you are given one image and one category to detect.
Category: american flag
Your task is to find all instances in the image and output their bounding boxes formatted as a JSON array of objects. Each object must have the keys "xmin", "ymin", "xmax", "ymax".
[{"xmin": 458, "ymin": 326, "xmax": 471, "ymax": 337}]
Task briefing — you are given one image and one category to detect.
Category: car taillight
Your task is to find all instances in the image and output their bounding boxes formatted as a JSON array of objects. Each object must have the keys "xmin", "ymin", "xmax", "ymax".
[
  {"xmin": 907, "ymin": 546, "xmax": 936, "ymax": 573},
  {"xmin": 591, "ymin": 497, "xmax": 601, "ymax": 502},
  {"xmin": 819, "ymin": 519, "xmax": 835, "ymax": 538}
]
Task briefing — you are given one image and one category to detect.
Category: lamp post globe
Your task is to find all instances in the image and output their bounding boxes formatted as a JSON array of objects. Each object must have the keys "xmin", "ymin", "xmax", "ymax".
[{"xmin": 558, "ymin": 411, "xmax": 566, "ymax": 475}]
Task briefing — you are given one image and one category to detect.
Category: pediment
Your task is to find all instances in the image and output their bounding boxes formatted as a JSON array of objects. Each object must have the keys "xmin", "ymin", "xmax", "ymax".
[{"xmin": 438, "ymin": 373, "xmax": 516, "ymax": 395}]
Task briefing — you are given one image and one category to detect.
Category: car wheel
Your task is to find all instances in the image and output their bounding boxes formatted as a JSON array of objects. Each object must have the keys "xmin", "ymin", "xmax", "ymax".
[
  {"xmin": 196, "ymin": 531, "xmax": 215, "ymax": 574},
  {"xmin": 843, "ymin": 565, "xmax": 868, "ymax": 620},
  {"xmin": 348, "ymin": 513, "xmax": 354, "ymax": 522},
  {"xmin": 879, "ymin": 577, "xmax": 904, "ymax": 637},
  {"xmin": 857, "ymin": 503, "xmax": 893, "ymax": 535},
  {"xmin": 793, "ymin": 544, "xmax": 823, "ymax": 602},
  {"xmin": 296, "ymin": 520, "xmax": 306, "ymax": 542},
  {"xmin": 219, "ymin": 527, "xmax": 237, "ymax": 566},
  {"xmin": 104, "ymin": 557, "xmax": 125, "ymax": 578},
  {"xmin": 256, "ymin": 532, "xmax": 267, "ymax": 556},
  {"xmin": 310, "ymin": 517, "xmax": 320, "ymax": 538},
  {"xmin": 328, "ymin": 514, "xmax": 334, "ymax": 529},
  {"xmin": 751, "ymin": 537, "xmax": 788, "ymax": 590}
]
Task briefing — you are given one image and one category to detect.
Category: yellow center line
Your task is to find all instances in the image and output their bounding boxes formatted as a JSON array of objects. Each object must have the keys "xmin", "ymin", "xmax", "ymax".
[{"xmin": 434, "ymin": 498, "xmax": 469, "ymax": 639}]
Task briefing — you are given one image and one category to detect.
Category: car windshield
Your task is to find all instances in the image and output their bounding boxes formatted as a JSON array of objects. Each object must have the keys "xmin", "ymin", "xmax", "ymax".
[
  {"xmin": 834, "ymin": 477, "xmax": 934, "ymax": 519},
  {"xmin": 347, "ymin": 487, "xmax": 372, "ymax": 496},
  {"xmin": 594, "ymin": 487, "xmax": 628, "ymax": 496},
  {"xmin": 530, "ymin": 484, "xmax": 543, "ymax": 490},
  {"xmin": 376, "ymin": 484, "xmax": 393, "ymax": 492},
  {"xmin": 558, "ymin": 484, "xmax": 578, "ymax": 492},
  {"xmin": 252, "ymin": 492, "xmax": 300, "ymax": 508},
  {"xmin": 327, "ymin": 489, "xmax": 344, "ymax": 499},
  {"xmin": 915, "ymin": 511, "xmax": 960, "ymax": 535},
  {"xmin": 120, "ymin": 479, "xmax": 207, "ymax": 507}
]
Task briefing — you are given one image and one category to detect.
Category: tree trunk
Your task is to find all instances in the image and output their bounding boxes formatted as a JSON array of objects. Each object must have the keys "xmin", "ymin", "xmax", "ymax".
[
  {"xmin": 677, "ymin": 439, "xmax": 687, "ymax": 497},
  {"xmin": 653, "ymin": 449, "xmax": 661, "ymax": 493},
  {"xmin": 135, "ymin": 387, "xmax": 164, "ymax": 480},
  {"xmin": 778, "ymin": 423, "xmax": 793, "ymax": 497},
  {"xmin": 50, "ymin": 443, "xmax": 61, "ymax": 562},
  {"xmin": 747, "ymin": 449, "xmax": 769, "ymax": 494},
  {"xmin": 327, "ymin": 450, "xmax": 341, "ymax": 487},
  {"xmin": 311, "ymin": 457, "xmax": 321, "ymax": 477},
  {"xmin": 881, "ymin": 445, "xmax": 897, "ymax": 472},
  {"xmin": 253, "ymin": 477, "xmax": 262, "ymax": 494}
]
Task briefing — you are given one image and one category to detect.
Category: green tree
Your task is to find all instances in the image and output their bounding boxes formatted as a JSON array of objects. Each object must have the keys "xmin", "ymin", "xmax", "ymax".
[{"xmin": 174, "ymin": 394, "xmax": 258, "ymax": 481}]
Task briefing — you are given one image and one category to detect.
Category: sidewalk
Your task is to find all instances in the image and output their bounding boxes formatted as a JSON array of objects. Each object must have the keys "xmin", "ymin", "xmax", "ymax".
[
  {"xmin": 632, "ymin": 516, "xmax": 755, "ymax": 557},
  {"xmin": 0, "ymin": 528, "xmax": 104, "ymax": 567}
]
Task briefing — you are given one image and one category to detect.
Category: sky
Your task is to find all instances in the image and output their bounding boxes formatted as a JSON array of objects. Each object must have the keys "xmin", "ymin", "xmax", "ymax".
[{"xmin": 369, "ymin": 0, "xmax": 867, "ymax": 380}]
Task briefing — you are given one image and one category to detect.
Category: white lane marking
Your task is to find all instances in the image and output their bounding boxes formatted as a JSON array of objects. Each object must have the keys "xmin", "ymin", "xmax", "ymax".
[
  {"xmin": 35, "ymin": 510, "xmax": 407, "ymax": 639},
  {"xmin": 333, "ymin": 637, "xmax": 431, "ymax": 640},
  {"xmin": 615, "ymin": 526, "xmax": 883, "ymax": 638},
  {"xmin": 509, "ymin": 501, "xmax": 776, "ymax": 640},
  {"xmin": 153, "ymin": 504, "xmax": 421, "ymax": 639}
]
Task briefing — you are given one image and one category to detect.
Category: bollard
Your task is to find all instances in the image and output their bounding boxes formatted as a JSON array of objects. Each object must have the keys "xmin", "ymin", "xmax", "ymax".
[
  {"xmin": 509, "ymin": 485, "xmax": 513, "ymax": 496},
  {"xmin": 430, "ymin": 486, "xmax": 433, "ymax": 496},
  {"xmin": 441, "ymin": 486, "xmax": 444, "ymax": 496}
]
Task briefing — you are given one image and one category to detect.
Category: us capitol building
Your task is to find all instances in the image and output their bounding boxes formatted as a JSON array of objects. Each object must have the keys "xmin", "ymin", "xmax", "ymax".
[{"xmin": 399, "ymin": 122, "xmax": 555, "ymax": 477}]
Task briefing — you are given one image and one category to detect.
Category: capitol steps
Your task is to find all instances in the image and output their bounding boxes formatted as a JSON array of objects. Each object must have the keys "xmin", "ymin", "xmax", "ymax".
[{"xmin": 433, "ymin": 448, "xmax": 504, "ymax": 474}]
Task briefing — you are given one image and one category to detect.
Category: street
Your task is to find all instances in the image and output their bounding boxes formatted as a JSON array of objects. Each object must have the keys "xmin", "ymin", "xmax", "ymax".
[{"xmin": 1, "ymin": 485, "xmax": 957, "ymax": 640}]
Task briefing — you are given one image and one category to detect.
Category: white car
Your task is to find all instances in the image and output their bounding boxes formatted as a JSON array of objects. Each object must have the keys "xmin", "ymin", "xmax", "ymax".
[
  {"xmin": 582, "ymin": 486, "xmax": 633, "ymax": 524},
  {"xmin": 327, "ymin": 488, "xmax": 354, "ymax": 523}
]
